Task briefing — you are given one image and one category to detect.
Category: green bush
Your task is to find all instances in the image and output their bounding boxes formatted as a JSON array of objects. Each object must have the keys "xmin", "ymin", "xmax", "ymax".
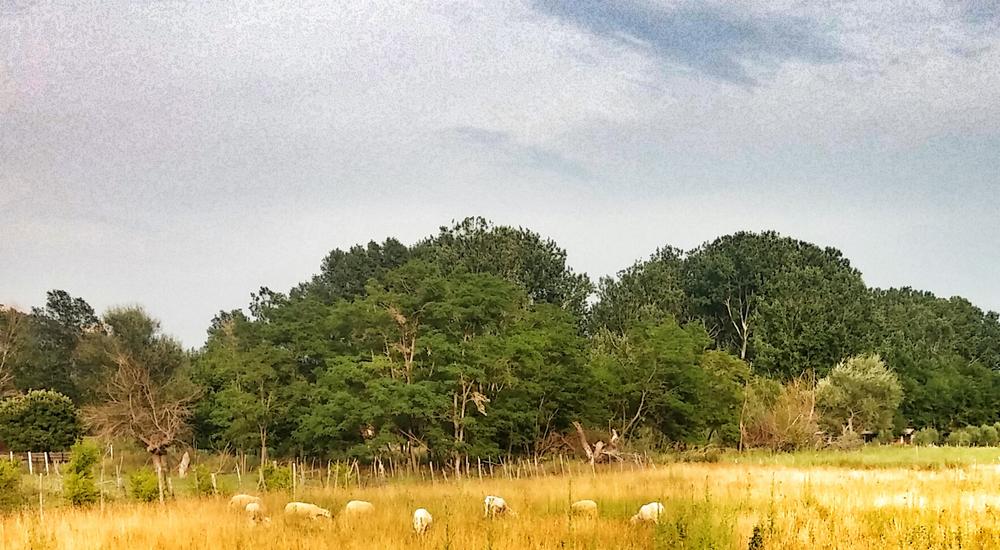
[
  {"xmin": 129, "ymin": 468, "xmax": 160, "ymax": 502},
  {"xmin": 0, "ymin": 459, "xmax": 23, "ymax": 510},
  {"xmin": 0, "ymin": 390, "xmax": 83, "ymax": 452},
  {"xmin": 191, "ymin": 464, "xmax": 216, "ymax": 497},
  {"xmin": 258, "ymin": 461, "xmax": 292, "ymax": 492},
  {"xmin": 979, "ymin": 426, "xmax": 1000, "ymax": 447},
  {"xmin": 912, "ymin": 427, "xmax": 939, "ymax": 446},
  {"xmin": 63, "ymin": 441, "xmax": 100, "ymax": 506},
  {"xmin": 946, "ymin": 428, "xmax": 973, "ymax": 447}
]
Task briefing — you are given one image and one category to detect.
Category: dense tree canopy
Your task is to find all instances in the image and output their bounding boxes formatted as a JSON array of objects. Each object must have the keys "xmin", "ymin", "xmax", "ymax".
[{"xmin": 8, "ymin": 221, "xmax": 1000, "ymax": 460}]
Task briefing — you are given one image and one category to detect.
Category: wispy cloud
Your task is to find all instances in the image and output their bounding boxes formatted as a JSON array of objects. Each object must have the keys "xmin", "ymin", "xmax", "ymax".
[
  {"xmin": 448, "ymin": 126, "xmax": 593, "ymax": 182},
  {"xmin": 532, "ymin": 0, "xmax": 844, "ymax": 85}
]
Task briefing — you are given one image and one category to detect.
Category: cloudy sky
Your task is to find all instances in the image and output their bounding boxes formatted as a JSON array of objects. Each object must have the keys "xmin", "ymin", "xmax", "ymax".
[{"xmin": 2, "ymin": 0, "xmax": 998, "ymax": 347}]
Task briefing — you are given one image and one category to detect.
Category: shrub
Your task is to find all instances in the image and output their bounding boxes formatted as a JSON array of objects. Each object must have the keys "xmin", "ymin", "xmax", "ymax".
[
  {"xmin": 191, "ymin": 464, "xmax": 216, "ymax": 497},
  {"xmin": 912, "ymin": 427, "xmax": 939, "ymax": 446},
  {"xmin": 965, "ymin": 426, "xmax": 983, "ymax": 446},
  {"xmin": 0, "ymin": 459, "xmax": 23, "ymax": 510},
  {"xmin": 829, "ymin": 430, "xmax": 864, "ymax": 451},
  {"xmin": 63, "ymin": 441, "xmax": 100, "ymax": 506},
  {"xmin": 946, "ymin": 428, "xmax": 973, "ymax": 447},
  {"xmin": 981, "ymin": 425, "xmax": 1000, "ymax": 447},
  {"xmin": 0, "ymin": 390, "xmax": 83, "ymax": 452},
  {"xmin": 129, "ymin": 468, "xmax": 160, "ymax": 502},
  {"xmin": 258, "ymin": 461, "xmax": 292, "ymax": 492}
]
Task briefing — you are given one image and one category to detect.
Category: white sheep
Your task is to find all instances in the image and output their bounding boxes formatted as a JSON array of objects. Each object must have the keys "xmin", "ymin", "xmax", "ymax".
[
  {"xmin": 630, "ymin": 501, "xmax": 664, "ymax": 524},
  {"xmin": 412, "ymin": 508, "xmax": 433, "ymax": 535},
  {"xmin": 245, "ymin": 501, "xmax": 271, "ymax": 525},
  {"xmin": 229, "ymin": 494, "xmax": 262, "ymax": 510},
  {"xmin": 570, "ymin": 499, "xmax": 598, "ymax": 516},
  {"xmin": 284, "ymin": 501, "xmax": 333, "ymax": 520},
  {"xmin": 484, "ymin": 495, "xmax": 510, "ymax": 517},
  {"xmin": 344, "ymin": 500, "xmax": 375, "ymax": 514}
]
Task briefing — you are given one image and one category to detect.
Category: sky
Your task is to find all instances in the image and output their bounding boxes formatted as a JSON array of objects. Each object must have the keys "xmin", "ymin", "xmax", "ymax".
[{"xmin": 2, "ymin": 0, "xmax": 999, "ymax": 347}]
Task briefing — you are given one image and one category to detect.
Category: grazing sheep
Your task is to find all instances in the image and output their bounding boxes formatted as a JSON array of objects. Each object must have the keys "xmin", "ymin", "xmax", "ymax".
[
  {"xmin": 630, "ymin": 502, "xmax": 664, "ymax": 524},
  {"xmin": 484, "ymin": 495, "xmax": 509, "ymax": 517},
  {"xmin": 412, "ymin": 508, "xmax": 433, "ymax": 535},
  {"xmin": 284, "ymin": 501, "xmax": 333, "ymax": 520},
  {"xmin": 344, "ymin": 500, "xmax": 375, "ymax": 514},
  {"xmin": 229, "ymin": 494, "xmax": 262, "ymax": 511},
  {"xmin": 245, "ymin": 501, "xmax": 270, "ymax": 525},
  {"xmin": 571, "ymin": 499, "xmax": 598, "ymax": 516}
]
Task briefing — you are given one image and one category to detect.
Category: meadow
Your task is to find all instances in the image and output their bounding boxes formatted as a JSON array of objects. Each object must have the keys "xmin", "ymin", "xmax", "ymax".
[{"xmin": 5, "ymin": 447, "xmax": 1000, "ymax": 549}]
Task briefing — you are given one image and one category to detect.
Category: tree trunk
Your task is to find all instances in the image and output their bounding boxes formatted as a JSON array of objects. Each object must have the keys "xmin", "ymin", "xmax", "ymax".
[{"xmin": 151, "ymin": 453, "xmax": 166, "ymax": 505}]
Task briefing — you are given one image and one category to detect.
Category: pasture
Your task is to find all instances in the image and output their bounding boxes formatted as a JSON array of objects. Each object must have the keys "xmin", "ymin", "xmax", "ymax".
[{"xmin": 5, "ymin": 449, "xmax": 1000, "ymax": 549}]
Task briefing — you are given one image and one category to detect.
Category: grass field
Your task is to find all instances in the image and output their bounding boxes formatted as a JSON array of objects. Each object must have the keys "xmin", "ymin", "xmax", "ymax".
[{"xmin": 5, "ymin": 447, "xmax": 1000, "ymax": 549}]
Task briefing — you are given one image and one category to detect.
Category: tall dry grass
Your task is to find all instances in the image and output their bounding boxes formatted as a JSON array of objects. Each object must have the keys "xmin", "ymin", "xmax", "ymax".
[{"xmin": 4, "ymin": 461, "xmax": 1000, "ymax": 549}]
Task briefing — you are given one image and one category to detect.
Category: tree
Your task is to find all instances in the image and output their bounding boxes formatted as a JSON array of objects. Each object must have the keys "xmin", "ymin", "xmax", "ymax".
[
  {"xmin": 589, "ymin": 318, "xmax": 740, "ymax": 444},
  {"xmin": 416, "ymin": 217, "xmax": 593, "ymax": 321},
  {"xmin": 0, "ymin": 390, "xmax": 83, "ymax": 451},
  {"xmin": 816, "ymin": 354, "xmax": 902, "ymax": 434},
  {"xmin": 684, "ymin": 231, "xmax": 872, "ymax": 377},
  {"xmin": 194, "ymin": 313, "xmax": 302, "ymax": 482},
  {"xmin": 63, "ymin": 441, "xmax": 100, "ymax": 506},
  {"xmin": 292, "ymin": 238, "xmax": 411, "ymax": 303},
  {"xmin": 0, "ymin": 306, "xmax": 26, "ymax": 396},
  {"xmin": 588, "ymin": 246, "xmax": 687, "ymax": 334},
  {"xmin": 872, "ymin": 288, "xmax": 1000, "ymax": 428},
  {"xmin": 11, "ymin": 291, "xmax": 102, "ymax": 402},
  {"xmin": 82, "ymin": 308, "xmax": 200, "ymax": 492}
]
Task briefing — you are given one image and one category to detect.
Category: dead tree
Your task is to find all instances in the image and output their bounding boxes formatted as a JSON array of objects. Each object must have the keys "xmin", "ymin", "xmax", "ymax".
[
  {"xmin": 83, "ymin": 314, "xmax": 200, "ymax": 503},
  {"xmin": 573, "ymin": 422, "xmax": 622, "ymax": 464}
]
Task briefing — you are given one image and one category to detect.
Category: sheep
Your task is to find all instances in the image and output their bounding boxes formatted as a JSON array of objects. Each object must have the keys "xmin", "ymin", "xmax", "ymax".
[
  {"xmin": 629, "ymin": 501, "xmax": 664, "ymax": 524},
  {"xmin": 412, "ymin": 508, "xmax": 433, "ymax": 535},
  {"xmin": 229, "ymin": 494, "xmax": 262, "ymax": 511},
  {"xmin": 484, "ymin": 495, "xmax": 509, "ymax": 518},
  {"xmin": 245, "ymin": 501, "xmax": 271, "ymax": 525},
  {"xmin": 344, "ymin": 500, "xmax": 375, "ymax": 515},
  {"xmin": 284, "ymin": 501, "xmax": 333, "ymax": 520},
  {"xmin": 570, "ymin": 499, "xmax": 598, "ymax": 516}
]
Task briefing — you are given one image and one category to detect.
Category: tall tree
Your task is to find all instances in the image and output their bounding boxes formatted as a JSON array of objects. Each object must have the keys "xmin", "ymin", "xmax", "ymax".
[
  {"xmin": 82, "ymin": 308, "xmax": 200, "ymax": 475},
  {"xmin": 12, "ymin": 291, "xmax": 101, "ymax": 402},
  {"xmin": 0, "ymin": 306, "xmax": 26, "ymax": 396},
  {"xmin": 588, "ymin": 246, "xmax": 687, "ymax": 334},
  {"xmin": 684, "ymin": 231, "xmax": 872, "ymax": 377},
  {"xmin": 292, "ymin": 238, "xmax": 411, "ymax": 303},
  {"xmin": 589, "ymin": 318, "xmax": 744, "ymax": 443},
  {"xmin": 417, "ymin": 217, "xmax": 594, "ymax": 321}
]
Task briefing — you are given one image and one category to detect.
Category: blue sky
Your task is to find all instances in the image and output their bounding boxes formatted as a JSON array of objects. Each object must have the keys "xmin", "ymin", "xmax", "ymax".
[{"xmin": 2, "ymin": 0, "xmax": 998, "ymax": 346}]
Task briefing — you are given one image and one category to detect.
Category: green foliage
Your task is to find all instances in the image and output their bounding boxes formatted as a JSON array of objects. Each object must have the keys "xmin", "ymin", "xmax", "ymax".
[
  {"xmin": 63, "ymin": 441, "xmax": 100, "ymax": 506},
  {"xmin": 0, "ymin": 390, "xmax": 83, "ymax": 451},
  {"xmin": 190, "ymin": 464, "xmax": 216, "ymax": 496},
  {"xmin": 80, "ymin": 307, "xmax": 200, "ymax": 458},
  {"xmin": 128, "ymin": 468, "xmax": 160, "ymax": 502},
  {"xmin": 816, "ymin": 354, "xmax": 903, "ymax": 435},
  {"xmin": 12, "ymin": 291, "xmax": 101, "ymax": 402},
  {"xmin": 912, "ymin": 427, "xmax": 939, "ymax": 446},
  {"xmin": 946, "ymin": 429, "xmax": 974, "ymax": 447},
  {"xmin": 416, "ymin": 217, "xmax": 594, "ymax": 320},
  {"xmin": 589, "ymin": 246, "xmax": 686, "ymax": 334},
  {"xmin": 684, "ymin": 231, "xmax": 872, "ymax": 377},
  {"xmin": 590, "ymin": 318, "xmax": 746, "ymax": 444},
  {"xmin": 0, "ymin": 459, "xmax": 23, "ymax": 510},
  {"xmin": 258, "ymin": 462, "xmax": 292, "ymax": 492}
]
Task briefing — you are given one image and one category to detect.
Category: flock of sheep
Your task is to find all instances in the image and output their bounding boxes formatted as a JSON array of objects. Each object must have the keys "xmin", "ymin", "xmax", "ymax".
[{"xmin": 228, "ymin": 493, "xmax": 665, "ymax": 534}]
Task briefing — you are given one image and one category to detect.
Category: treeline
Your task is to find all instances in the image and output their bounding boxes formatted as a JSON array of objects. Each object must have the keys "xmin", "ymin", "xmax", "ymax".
[{"xmin": 1, "ymin": 218, "xmax": 998, "ymax": 466}]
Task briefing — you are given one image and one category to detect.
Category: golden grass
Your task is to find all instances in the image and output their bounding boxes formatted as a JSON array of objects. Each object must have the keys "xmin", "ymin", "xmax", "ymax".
[{"xmin": 6, "ymin": 461, "xmax": 1000, "ymax": 549}]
